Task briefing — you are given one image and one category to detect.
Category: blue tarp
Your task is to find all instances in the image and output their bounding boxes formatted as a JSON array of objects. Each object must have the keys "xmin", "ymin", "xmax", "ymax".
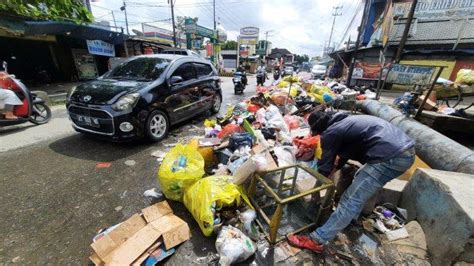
[{"xmin": 24, "ymin": 21, "xmax": 126, "ymax": 44}]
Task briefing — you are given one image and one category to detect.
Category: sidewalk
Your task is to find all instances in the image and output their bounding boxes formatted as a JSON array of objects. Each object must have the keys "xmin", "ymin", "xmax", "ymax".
[{"xmin": 30, "ymin": 82, "xmax": 80, "ymax": 95}]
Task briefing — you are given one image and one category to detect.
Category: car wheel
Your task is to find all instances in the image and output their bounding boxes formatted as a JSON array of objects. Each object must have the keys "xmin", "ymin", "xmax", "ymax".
[
  {"xmin": 146, "ymin": 110, "xmax": 169, "ymax": 142},
  {"xmin": 211, "ymin": 93, "xmax": 222, "ymax": 114}
]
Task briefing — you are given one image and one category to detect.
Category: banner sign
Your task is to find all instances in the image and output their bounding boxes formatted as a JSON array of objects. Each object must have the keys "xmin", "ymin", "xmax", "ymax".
[
  {"xmin": 386, "ymin": 64, "xmax": 435, "ymax": 85},
  {"xmin": 393, "ymin": 0, "xmax": 474, "ymax": 19},
  {"xmin": 240, "ymin": 26, "xmax": 259, "ymax": 36},
  {"xmin": 86, "ymin": 40, "xmax": 115, "ymax": 57},
  {"xmin": 352, "ymin": 62, "xmax": 390, "ymax": 80}
]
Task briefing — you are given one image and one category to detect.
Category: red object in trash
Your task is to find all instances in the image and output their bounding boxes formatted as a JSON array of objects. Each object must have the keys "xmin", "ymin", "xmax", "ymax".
[
  {"xmin": 247, "ymin": 103, "xmax": 261, "ymax": 113},
  {"xmin": 217, "ymin": 123, "xmax": 242, "ymax": 139},
  {"xmin": 256, "ymin": 86, "xmax": 270, "ymax": 94},
  {"xmin": 356, "ymin": 94, "xmax": 367, "ymax": 100},
  {"xmin": 293, "ymin": 135, "xmax": 320, "ymax": 161}
]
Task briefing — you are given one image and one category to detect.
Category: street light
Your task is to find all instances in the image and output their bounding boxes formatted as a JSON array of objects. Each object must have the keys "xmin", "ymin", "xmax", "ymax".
[{"xmin": 120, "ymin": 1, "xmax": 129, "ymax": 35}]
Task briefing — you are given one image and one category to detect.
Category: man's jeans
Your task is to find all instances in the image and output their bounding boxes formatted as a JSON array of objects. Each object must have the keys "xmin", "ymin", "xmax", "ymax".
[{"xmin": 310, "ymin": 148, "xmax": 415, "ymax": 244}]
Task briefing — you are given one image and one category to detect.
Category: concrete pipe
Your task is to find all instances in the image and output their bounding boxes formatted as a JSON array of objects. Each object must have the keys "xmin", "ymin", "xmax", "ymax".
[{"xmin": 357, "ymin": 100, "xmax": 474, "ymax": 175}]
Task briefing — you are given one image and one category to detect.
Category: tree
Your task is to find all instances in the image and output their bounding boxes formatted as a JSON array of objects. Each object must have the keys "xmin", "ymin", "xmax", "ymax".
[
  {"xmin": 0, "ymin": 0, "xmax": 93, "ymax": 24},
  {"xmin": 221, "ymin": 40, "xmax": 237, "ymax": 50},
  {"xmin": 311, "ymin": 56, "xmax": 322, "ymax": 62},
  {"xmin": 294, "ymin": 54, "xmax": 310, "ymax": 64}
]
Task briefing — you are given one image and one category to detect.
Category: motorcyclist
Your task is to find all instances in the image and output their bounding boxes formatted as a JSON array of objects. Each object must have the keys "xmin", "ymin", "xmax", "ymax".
[
  {"xmin": 236, "ymin": 64, "xmax": 247, "ymax": 86},
  {"xmin": 256, "ymin": 64, "xmax": 267, "ymax": 86}
]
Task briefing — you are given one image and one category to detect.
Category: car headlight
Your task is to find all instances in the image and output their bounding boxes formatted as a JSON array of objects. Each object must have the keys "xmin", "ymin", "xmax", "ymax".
[
  {"xmin": 67, "ymin": 86, "xmax": 77, "ymax": 102},
  {"xmin": 111, "ymin": 93, "xmax": 140, "ymax": 111}
]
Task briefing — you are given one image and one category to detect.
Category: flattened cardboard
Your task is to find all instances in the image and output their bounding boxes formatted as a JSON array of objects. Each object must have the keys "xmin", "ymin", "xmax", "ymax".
[
  {"xmin": 131, "ymin": 240, "xmax": 162, "ymax": 266},
  {"xmin": 142, "ymin": 201, "xmax": 173, "ymax": 223},
  {"xmin": 89, "ymin": 252, "xmax": 104, "ymax": 266},
  {"xmin": 91, "ymin": 214, "xmax": 146, "ymax": 259},
  {"xmin": 104, "ymin": 224, "xmax": 162, "ymax": 265},
  {"xmin": 162, "ymin": 221, "xmax": 191, "ymax": 250}
]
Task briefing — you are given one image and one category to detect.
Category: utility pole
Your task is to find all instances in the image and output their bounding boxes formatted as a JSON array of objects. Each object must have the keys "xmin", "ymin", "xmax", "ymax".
[
  {"xmin": 264, "ymin": 30, "xmax": 274, "ymax": 55},
  {"xmin": 169, "ymin": 0, "xmax": 177, "ymax": 47},
  {"xmin": 213, "ymin": 0, "xmax": 216, "ymax": 31},
  {"xmin": 120, "ymin": 1, "xmax": 129, "ymax": 35},
  {"xmin": 346, "ymin": 0, "xmax": 369, "ymax": 86},
  {"xmin": 395, "ymin": 0, "xmax": 418, "ymax": 63},
  {"xmin": 327, "ymin": 5, "xmax": 343, "ymax": 53}
]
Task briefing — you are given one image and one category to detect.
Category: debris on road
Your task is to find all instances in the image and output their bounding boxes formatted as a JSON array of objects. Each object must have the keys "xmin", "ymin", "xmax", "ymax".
[
  {"xmin": 124, "ymin": 160, "xmax": 136, "ymax": 166},
  {"xmin": 143, "ymin": 188, "xmax": 162, "ymax": 199},
  {"xmin": 89, "ymin": 201, "xmax": 190, "ymax": 265},
  {"xmin": 114, "ymin": 206, "xmax": 123, "ymax": 212},
  {"xmin": 215, "ymin": 225, "xmax": 257, "ymax": 265},
  {"xmin": 96, "ymin": 162, "xmax": 112, "ymax": 169}
]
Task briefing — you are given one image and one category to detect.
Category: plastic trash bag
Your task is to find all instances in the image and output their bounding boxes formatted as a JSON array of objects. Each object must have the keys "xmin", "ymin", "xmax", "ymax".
[
  {"xmin": 204, "ymin": 119, "xmax": 216, "ymax": 128},
  {"xmin": 229, "ymin": 132, "xmax": 253, "ymax": 150},
  {"xmin": 293, "ymin": 135, "xmax": 321, "ymax": 161},
  {"xmin": 158, "ymin": 144, "xmax": 205, "ymax": 202},
  {"xmin": 218, "ymin": 123, "xmax": 242, "ymax": 139},
  {"xmin": 239, "ymin": 209, "xmax": 258, "ymax": 240},
  {"xmin": 455, "ymin": 69, "xmax": 474, "ymax": 85},
  {"xmin": 215, "ymin": 225, "xmax": 257, "ymax": 265},
  {"xmin": 183, "ymin": 175, "xmax": 251, "ymax": 237}
]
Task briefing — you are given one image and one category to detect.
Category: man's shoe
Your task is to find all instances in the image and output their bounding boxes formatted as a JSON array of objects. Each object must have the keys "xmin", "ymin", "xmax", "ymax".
[{"xmin": 287, "ymin": 234, "xmax": 324, "ymax": 253}]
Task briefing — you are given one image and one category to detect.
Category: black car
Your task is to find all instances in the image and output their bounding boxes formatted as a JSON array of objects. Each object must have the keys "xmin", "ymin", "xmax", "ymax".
[{"xmin": 66, "ymin": 54, "xmax": 222, "ymax": 141}]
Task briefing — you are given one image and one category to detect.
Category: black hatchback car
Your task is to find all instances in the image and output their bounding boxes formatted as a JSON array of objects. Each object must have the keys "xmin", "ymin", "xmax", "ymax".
[{"xmin": 66, "ymin": 55, "xmax": 222, "ymax": 141}]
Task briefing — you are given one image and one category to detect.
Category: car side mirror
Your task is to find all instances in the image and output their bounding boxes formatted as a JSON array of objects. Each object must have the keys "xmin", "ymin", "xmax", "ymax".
[{"xmin": 170, "ymin": 75, "xmax": 183, "ymax": 85}]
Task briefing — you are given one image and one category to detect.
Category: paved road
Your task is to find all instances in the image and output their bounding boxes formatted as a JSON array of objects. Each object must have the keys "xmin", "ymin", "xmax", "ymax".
[
  {"xmin": 0, "ymin": 76, "xmax": 263, "ymax": 264},
  {"xmin": 0, "ymin": 76, "xmax": 471, "ymax": 264}
]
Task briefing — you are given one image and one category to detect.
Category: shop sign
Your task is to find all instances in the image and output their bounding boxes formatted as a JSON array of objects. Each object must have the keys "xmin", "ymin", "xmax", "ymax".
[
  {"xmin": 386, "ymin": 64, "xmax": 435, "ymax": 85},
  {"xmin": 240, "ymin": 27, "xmax": 259, "ymax": 36},
  {"xmin": 352, "ymin": 62, "xmax": 390, "ymax": 80},
  {"xmin": 86, "ymin": 40, "xmax": 115, "ymax": 57},
  {"xmin": 393, "ymin": 0, "xmax": 474, "ymax": 19}
]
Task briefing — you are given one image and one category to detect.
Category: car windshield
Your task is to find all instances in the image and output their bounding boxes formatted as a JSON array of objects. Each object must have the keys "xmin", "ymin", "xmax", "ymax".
[
  {"xmin": 104, "ymin": 57, "xmax": 171, "ymax": 81},
  {"xmin": 285, "ymin": 67, "xmax": 293, "ymax": 71}
]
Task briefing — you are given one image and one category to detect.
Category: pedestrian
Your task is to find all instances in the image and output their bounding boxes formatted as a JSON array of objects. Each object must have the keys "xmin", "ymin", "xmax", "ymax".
[
  {"xmin": 288, "ymin": 110, "xmax": 415, "ymax": 253},
  {"xmin": 0, "ymin": 88, "xmax": 23, "ymax": 119}
]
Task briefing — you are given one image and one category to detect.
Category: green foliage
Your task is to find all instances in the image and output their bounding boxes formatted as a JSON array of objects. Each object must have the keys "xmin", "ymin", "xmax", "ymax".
[
  {"xmin": 294, "ymin": 54, "xmax": 310, "ymax": 64},
  {"xmin": 222, "ymin": 40, "xmax": 237, "ymax": 50},
  {"xmin": 0, "ymin": 0, "xmax": 93, "ymax": 24}
]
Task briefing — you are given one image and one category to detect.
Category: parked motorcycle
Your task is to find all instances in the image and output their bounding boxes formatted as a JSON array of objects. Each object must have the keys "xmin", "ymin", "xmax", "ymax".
[
  {"xmin": 0, "ymin": 61, "xmax": 51, "ymax": 126},
  {"xmin": 233, "ymin": 71, "xmax": 246, "ymax": 94}
]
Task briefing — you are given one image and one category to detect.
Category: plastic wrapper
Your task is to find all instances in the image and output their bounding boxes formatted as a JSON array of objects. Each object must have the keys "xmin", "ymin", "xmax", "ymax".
[
  {"xmin": 283, "ymin": 115, "xmax": 301, "ymax": 130},
  {"xmin": 217, "ymin": 123, "xmax": 242, "ymax": 139},
  {"xmin": 157, "ymin": 144, "xmax": 205, "ymax": 202},
  {"xmin": 215, "ymin": 225, "xmax": 257, "ymax": 265},
  {"xmin": 229, "ymin": 132, "xmax": 253, "ymax": 150},
  {"xmin": 293, "ymin": 135, "xmax": 321, "ymax": 161},
  {"xmin": 183, "ymin": 176, "xmax": 251, "ymax": 237},
  {"xmin": 204, "ymin": 119, "xmax": 216, "ymax": 128},
  {"xmin": 282, "ymin": 75, "xmax": 299, "ymax": 83}
]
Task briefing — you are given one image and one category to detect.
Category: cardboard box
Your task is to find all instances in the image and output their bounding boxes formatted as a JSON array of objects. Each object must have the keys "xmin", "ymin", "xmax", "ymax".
[{"xmin": 90, "ymin": 201, "xmax": 190, "ymax": 265}]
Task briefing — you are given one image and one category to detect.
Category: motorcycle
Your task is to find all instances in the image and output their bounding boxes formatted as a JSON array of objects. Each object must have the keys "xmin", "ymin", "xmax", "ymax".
[
  {"xmin": 0, "ymin": 61, "xmax": 51, "ymax": 126},
  {"xmin": 233, "ymin": 71, "xmax": 246, "ymax": 94},
  {"xmin": 273, "ymin": 69, "xmax": 280, "ymax": 80}
]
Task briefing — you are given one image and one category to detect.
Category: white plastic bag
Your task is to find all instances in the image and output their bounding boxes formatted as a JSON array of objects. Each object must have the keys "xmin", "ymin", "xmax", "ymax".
[
  {"xmin": 239, "ymin": 209, "xmax": 258, "ymax": 240},
  {"xmin": 215, "ymin": 226, "xmax": 256, "ymax": 265}
]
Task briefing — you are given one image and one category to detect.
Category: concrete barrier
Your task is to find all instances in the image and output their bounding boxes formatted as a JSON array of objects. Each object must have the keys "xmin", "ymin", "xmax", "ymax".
[{"xmin": 401, "ymin": 168, "xmax": 474, "ymax": 265}]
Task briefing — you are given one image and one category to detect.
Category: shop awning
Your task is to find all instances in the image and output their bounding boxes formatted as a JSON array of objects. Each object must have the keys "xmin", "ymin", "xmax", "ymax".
[{"xmin": 24, "ymin": 21, "xmax": 126, "ymax": 44}]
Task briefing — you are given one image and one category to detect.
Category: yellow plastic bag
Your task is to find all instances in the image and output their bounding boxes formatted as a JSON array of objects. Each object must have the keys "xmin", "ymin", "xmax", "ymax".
[
  {"xmin": 158, "ymin": 144, "xmax": 205, "ymax": 202},
  {"xmin": 183, "ymin": 175, "xmax": 251, "ymax": 236},
  {"xmin": 282, "ymin": 75, "xmax": 299, "ymax": 83},
  {"xmin": 204, "ymin": 119, "xmax": 216, "ymax": 128},
  {"xmin": 277, "ymin": 81, "xmax": 289, "ymax": 88}
]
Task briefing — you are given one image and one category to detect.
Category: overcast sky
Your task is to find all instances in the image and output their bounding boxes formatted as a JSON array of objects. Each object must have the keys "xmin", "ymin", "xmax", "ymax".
[{"xmin": 90, "ymin": 0, "xmax": 363, "ymax": 57}]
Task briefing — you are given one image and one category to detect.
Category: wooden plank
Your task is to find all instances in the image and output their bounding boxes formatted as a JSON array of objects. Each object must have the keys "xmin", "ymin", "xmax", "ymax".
[
  {"xmin": 142, "ymin": 201, "xmax": 173, "ymax": 223},
  {"xmin": 91, "ymin": 214, "xmax": 147, "ymax": 259}
]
